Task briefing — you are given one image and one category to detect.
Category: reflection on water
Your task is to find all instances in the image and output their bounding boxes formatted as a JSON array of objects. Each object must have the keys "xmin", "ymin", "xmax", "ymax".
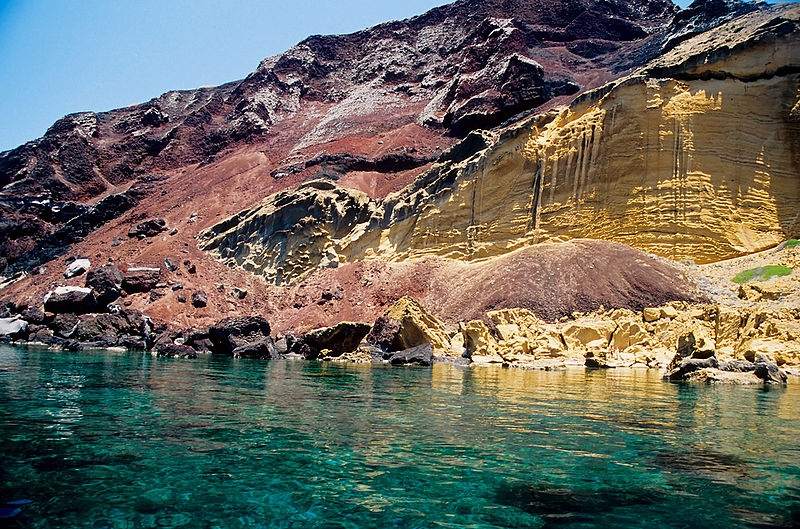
[{"xmin": 0, "ymin": 345, "xmax": 798, "ymax": 528}]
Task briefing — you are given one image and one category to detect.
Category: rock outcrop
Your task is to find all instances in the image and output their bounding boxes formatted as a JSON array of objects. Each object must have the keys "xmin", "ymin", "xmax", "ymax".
[{"xmin": 201, "ymin": 4, "xmax": 800, "ymax": 285}]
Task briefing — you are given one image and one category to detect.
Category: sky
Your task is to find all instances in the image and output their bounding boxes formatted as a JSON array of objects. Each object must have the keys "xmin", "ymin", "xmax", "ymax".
[{"xmin": 0, "ymin": 0, "xmax": 783, "ymax": 152}]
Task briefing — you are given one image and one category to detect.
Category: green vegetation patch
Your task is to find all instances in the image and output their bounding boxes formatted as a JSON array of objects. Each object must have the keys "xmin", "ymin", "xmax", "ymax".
[
  {"xmin": 781, "ymin": 239, "xmax": 799, "ymax": 249},
  {"xmin": 732, "ymin": 265, "xmax": 793, "ymax": 284}
]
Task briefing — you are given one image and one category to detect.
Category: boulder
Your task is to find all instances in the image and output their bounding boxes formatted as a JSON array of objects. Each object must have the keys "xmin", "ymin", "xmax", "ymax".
[
  {"xmin": 380, "ymin": 343, "xmax": 434, "ymax": 366},
  {"xmin": 0, "ymin": 317, "xmax": 28, "ymax": 338},
  {"xmin": 461, "ymin": 320, "xmax": 503, "ymax": 363},
  {"xmin": 380, "ymin": 297, "xmax": 451, "ymax": 354},
  {"xmin": 670, "ymin": 326, "xmax": 716, "ymax": 370},
  {"xmin": 303, "ymin": 322, "xmax": 371, "ymax": 357},
  {"xmin": 149, "ymin": 289, "xmax": 167, "ymax": 302},
  {"xmin": 232, "ymin": 287, "xmax": 247, "ymax": 299},
  {"xmin": 642, "ymin": 307, "xmax": 661, "ymax": 322},
  {"xmin": 191, "ymin": 291, "xmax": 207, "ymax": 308},
  {"xmin": 753, "ymin": 357, "xmax": 788, "ymax": 384},
  {"xmin": 20, "ymin": 306, "xmax": 48, "ymax": 325},
  {"xmin": 232, "ymin": 338, "xmax": 279, "ymax": 359},
  {"xmin": 155, "ymin": 343, "xmax": 198, "ymax": 359},
  {"xmin": 0, "ymin": 300, "xmax": 16, "ymax": 318},
  {"xmin": 64, "ymin": 258, "xmax": 91, "ymax": 278},
  {"xmin": 665, "ymin": 356, "xmax": 719, "ymax": 380},
  {"xmin": 73, "ymin": 311, "xmax": 148, "ymax": 345},
  {"xmin": 209, "ymin": 316, "xmax": 271, "ymax": 355},
  {"xmin": 85, "ymin": 264, "xmax": 124, "ymax": 306},
  {"xmin": 185, "ymin": 327, "xmax": 213, "ymax": 353},
  {"xmin": 122, "ymin": 267, "xmax": 161, "ymax": 293},
  {"xmin": 43, "ymin": 286, "xmax": 97, "ymax": 314},
  {"xmin": 128, "ymin": 218, "xmax": 166, "ymax": 238},
  {"xmin": 364, "ymin": 316, "xmax": 402, "ymax": 351},
  {"xmin": 49, "ymin": 313, "xmax": 79, "ymax": 337},
  {"xmin": 561, "ymin": 318, "xmax": 616, "ymax": 351}
]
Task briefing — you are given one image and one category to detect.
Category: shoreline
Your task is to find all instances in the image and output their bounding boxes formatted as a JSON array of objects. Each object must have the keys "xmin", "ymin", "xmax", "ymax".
[{"xmin": 5, "ymin": 337, "xmax": 799, "ymax": 386}]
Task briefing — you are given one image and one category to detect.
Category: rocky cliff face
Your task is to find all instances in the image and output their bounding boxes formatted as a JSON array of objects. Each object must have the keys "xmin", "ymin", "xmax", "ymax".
[
  {"xmin": 200, "ymin": 2, "xmax": 800, "ymax": 285},
  {"xmin": 1, "ymin": 0, "xmax": 798, "ymax": 345}
]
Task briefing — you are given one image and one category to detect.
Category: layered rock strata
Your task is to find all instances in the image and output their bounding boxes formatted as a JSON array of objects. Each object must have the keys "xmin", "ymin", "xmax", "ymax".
[{"xmin": 202, "ymin": 3, "xmax": 800, "ymax": 285}]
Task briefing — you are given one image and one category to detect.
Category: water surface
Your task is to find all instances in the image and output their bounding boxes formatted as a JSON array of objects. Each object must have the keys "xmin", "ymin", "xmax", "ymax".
[{"xmin": 0, "ymin": 345, "xmax": 798, "ymax": 528}]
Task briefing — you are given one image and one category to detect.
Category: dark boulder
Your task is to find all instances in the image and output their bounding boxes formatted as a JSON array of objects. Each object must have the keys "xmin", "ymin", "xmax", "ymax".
[
  {"xmin": 49, "ymin": 313, "xmax": 79, "ymax": 338},
  {"xmin": 0, "ymin": 299, "xmax": 17, "ymax": 318},
  {"xmin": 718, "ymin": 360, "xmax": 757, "ymax": 372},
  {"xmin": 191, "ymin": 291, "xmax": 207, "ymax": 308},
  {"xmin": 20, "ymin": 306, "xmax": 48, "ymax": 325},
  {"xmin": 149, "ymin": 289, "xmax": 167, "ymax": 302},
  {"xmin": 185, "ymin": 327, "xmax": 213, "ymax": 353},
  {"xmin": 209, "ymin": 316, "xmax": 271, "ymax": 355},
  {"xmin": 74, "ymin": 314, "xmax": 124, "ymax": 345},
  {"xmin": 753, "ymin": 358, "xmax": 788, "ymax": 384},
  {"xmin": 376, "ymin": 343, "xmax": 434, "ymax": 366},
  {"xmin": 303, "ymin": 322, "xmax": 371, "ymax": 357},
  {"xmin": 43, "ymin": 286, "xmax": 97, "ymax": 314},
  {"xmin": 122, "ymin": 267, "xmax": 161, "ymax": 293},
  {"xmin": 155, "ymin": 342, "xmax": 198, "ymax": 359},
  {"xmin": 128, "ymin": 218, "xmax": 166, "ymax": 238},
  {"xmin": 665, "ymin": 356, "xmax": 719, "ymax": 381},
  {"xmin": 85, "ymin": 264, "xmax": 124, "ymax": 306},
  {"xmin": 365, "ymin": 316, "xmax": 402, "ymax": 352},
  {"xmin": 232, "ymin": 338, "xmax": 279, "ymax": 359}
]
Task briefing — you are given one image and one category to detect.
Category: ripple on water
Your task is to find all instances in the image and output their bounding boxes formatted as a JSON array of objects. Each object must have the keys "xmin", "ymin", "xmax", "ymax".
[{"xmin": 0, "ymin": 346, "xmax": 799, "ymax": 528}]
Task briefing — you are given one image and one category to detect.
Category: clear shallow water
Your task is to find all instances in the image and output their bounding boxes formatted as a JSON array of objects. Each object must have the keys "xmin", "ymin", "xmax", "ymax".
[{"xmin": 0, "ymin": 345, "xmax": 798, "ymax": 529}]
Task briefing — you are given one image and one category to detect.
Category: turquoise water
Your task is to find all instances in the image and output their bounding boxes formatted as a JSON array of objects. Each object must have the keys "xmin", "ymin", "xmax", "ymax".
[{"xmin": 0, "ymin": 345, "xmax": 798, "ymax": 528}]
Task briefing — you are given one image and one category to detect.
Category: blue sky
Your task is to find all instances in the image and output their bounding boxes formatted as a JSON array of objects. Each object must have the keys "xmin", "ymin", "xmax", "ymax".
[{"xmin": 0, "ymin": 0, "xmax": 774, "ymax": 151}]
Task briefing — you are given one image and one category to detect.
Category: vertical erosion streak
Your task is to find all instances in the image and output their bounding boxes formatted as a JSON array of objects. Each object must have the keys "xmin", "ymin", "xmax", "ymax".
[{"xmin": 527, "ymin": 151, "xmax": 543, "ymax": 237}]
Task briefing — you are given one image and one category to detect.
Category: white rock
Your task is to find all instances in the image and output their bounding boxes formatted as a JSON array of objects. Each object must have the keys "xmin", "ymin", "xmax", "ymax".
[
  {"xmin": 0, "ymin": 317, "xmax": 27, "ymax": 337},
  {"xmin": 64, "ymin": 259, "xmax": 91, "ymax": 278}
]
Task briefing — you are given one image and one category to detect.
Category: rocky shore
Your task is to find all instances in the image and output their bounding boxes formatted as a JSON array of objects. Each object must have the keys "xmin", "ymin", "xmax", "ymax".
[{"xmin": 1, "ymin": 258, "xmax": 795, "ymax": 384}]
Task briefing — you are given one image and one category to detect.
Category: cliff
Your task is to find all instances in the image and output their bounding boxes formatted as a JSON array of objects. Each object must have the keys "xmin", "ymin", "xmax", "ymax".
[
  {"xmin": 200, "ymin": 3, "xmax": 800, "ymax": 286},
  {"xmin": 0, "ymin": 0, "xmax": 797, "ymax": 358}
]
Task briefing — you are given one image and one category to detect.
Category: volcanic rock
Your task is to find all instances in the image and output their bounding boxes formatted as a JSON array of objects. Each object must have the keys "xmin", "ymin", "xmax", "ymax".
[
  {"xmin": 209, "ymin": 316, "xmax": 272, "ymax": 355},
  {"xmin": 191, "ymin": 290, "xmax": 207, "ymax": 308},
  {"xmin": 303, "ymin": 321, "xmax": 371, "ymax": 358},
  {"xmin": 64, "ymin": 258, "xmax": 90, "ymax": 278},
  {"xmin": 43, "ymin": 286, "xmax": 97, "ymax": 314},
  {"xmin": 128, "ymin": 218, "xmax": 167, "ymax": 239},
  {"xmin": 49, "ymin": 313, "xmax": 79, "ymax": 338},
  {"xmin": 85, "ymin": 264, "xmax": 124, "ymax": 306},
  {"xmin": 379, "ymin": 343, "xmax": 434, "ymax": 366},
  {"xmin": 232, "ymin": 338, "xmax": 279, "ymax": 359},
  {"xmin": 122, "ymin": 267, "xmax": 161, "ymax": 293},
  {"xmin": 0, "ymin": 317, "xmax": 27, "ymax": 338}
]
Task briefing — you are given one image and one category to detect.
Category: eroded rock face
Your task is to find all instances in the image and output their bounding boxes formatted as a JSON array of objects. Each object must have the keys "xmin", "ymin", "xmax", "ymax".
[
  {"xmin": 201, "ymin": 4, "xmax": 800, "ymax": 284},
  {"xmin": 200, "ymin": 181, "xmax": 375, "ymax": 285}
]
